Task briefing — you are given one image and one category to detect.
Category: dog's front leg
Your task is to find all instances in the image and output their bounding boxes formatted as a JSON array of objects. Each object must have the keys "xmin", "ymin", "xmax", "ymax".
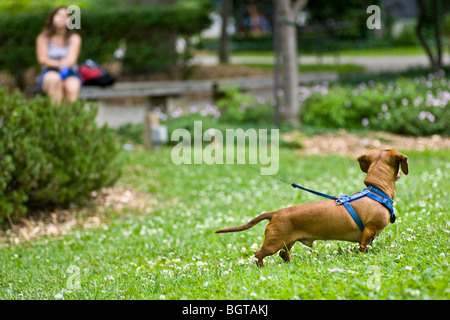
[{"xmin": 359, "ymin": 227, "xmax": 378, "ymax": 252}]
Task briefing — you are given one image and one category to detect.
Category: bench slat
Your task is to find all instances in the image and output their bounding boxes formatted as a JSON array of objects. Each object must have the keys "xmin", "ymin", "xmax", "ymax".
[{"xmin": 24, "ymin": 74, "xmax": 338, "ymax": 100}]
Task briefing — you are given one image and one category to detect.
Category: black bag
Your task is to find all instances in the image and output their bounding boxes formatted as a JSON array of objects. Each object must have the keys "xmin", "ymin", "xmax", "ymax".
[{"xmin": 80, "ymin": 59, "xmax": 115, "ymax": 87}]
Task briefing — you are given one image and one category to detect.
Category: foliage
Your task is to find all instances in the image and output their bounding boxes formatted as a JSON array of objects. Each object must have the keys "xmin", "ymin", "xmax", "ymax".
[
  {"xmin": 338, "ymin": 66, "xmax": 450, "ymax": 85},
  {"xmin": 443, "ymin": 13, "xmax": 450, "ymax": 37},
  {"xmin": 302, "ymin": 71, "xmax": 450, "ymax": 136},
  {"xmin": 0, "ymin": 148, "xmax": 448, "ymax": 299},
  {"xmin": 0, "ymin": 0, "xmax": 123, "ymax": 13},
  {"xmin": 215, "ymin": 88, "xmax": 274, "ymax": 124},
  {"xmin": 0, "ymin": 87, "xmax": 122, "ymax": 223}
]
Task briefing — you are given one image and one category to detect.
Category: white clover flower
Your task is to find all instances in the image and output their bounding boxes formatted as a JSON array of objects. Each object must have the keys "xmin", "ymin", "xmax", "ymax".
[
  {"xmin": 328, "ymin": 268, "xmax": 345, "ymax": 273},
  {"xmin": 54, "ymin": 292, "xmax": 64, "ymax": 300}
]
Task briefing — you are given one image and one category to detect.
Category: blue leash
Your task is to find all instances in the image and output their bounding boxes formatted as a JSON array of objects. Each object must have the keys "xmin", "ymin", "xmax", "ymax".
[{"xmin": 291, "ymin": 183, "xmax": 337, "ymax": 200}]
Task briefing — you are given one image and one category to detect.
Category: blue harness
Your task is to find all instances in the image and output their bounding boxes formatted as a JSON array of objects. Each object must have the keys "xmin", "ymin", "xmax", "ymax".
[{"xmin": 291, "ymin": 183, "xmax": 395, "ymax": 232}]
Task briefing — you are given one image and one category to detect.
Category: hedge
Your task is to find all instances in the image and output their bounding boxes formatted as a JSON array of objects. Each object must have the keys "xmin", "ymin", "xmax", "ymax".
[
  {"xmin": 301, "ymin": 72, "xmax": 450, "ymax": 136},
  {"xmin": 0, "ymin": 3, "xmax": 212, "ymax": 87},
  {"xmin": 0, "ymin": 87, "xmax": 122, "ymax": 224}
]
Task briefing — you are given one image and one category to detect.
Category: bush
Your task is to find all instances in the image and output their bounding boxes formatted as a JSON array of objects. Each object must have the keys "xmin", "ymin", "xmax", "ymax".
[
  {"xmin": 0, "ymin": 87, "xmax": 122, "ymax": 223},
  {"xmin": 215, "ymin": 88, "xmax": 275, "ymax": 125},
  {"xmin": 301, "ymin": 72, "xmax": 450, "ymax": 136}
]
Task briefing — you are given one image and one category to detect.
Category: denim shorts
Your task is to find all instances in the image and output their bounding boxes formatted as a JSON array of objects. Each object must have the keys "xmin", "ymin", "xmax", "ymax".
[{"xmin": 37, "ymin": 66, "xmax": 82, "ymax": 93}]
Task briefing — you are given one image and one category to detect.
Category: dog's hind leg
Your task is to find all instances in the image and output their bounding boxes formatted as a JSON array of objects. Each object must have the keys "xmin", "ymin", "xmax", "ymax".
[
  {"xmin": 254, "ymin": 245, "xmax": 280, "ymax": 268},
  {"xmin": 279, "ymin": 241, "xmax": 295, "ymax": 262},
  {"xmin": 254, "ymin": 236, "xmax": 292, "ymax": 267}
]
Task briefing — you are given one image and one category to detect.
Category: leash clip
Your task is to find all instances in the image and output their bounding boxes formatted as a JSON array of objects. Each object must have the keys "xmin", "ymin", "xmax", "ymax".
[{"xmin": 335, "ymin": 194, "xmax": 348, "ymax": 205}]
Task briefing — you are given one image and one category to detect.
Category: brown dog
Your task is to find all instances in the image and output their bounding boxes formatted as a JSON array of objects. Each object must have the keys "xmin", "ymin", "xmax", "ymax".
[{"xmin": 216, "ymin": 149, "xmax": 409, "ymax": 267}]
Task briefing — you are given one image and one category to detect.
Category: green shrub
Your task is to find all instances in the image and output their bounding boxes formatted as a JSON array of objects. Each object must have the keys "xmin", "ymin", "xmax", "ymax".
[
  {"xmin": 301, "ymin": 73, "xmax": 450, "ymax": 136},
  {"xmin": 0, "ymin": 87, "xmax": 122, "ymax": 223},
  {"xmin": 216, "ymin": 88, "xmax": 274, "ymax": 125}
]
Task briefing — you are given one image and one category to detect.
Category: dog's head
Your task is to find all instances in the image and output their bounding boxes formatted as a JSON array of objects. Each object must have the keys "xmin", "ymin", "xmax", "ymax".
[{"xmin": 358, "ymin": 149, "xmax": 409, "ymax": 181}]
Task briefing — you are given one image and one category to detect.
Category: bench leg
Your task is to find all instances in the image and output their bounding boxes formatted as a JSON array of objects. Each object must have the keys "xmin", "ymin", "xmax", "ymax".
[{"xmin": 143, "ymin": 111, "xmax": 159, "ymax": 151}]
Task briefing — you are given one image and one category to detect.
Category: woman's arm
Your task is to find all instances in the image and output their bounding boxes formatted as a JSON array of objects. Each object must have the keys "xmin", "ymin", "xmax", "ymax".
[
  {"xmin": 36, "ymin": 33, "xmax": 62, "ymax": 68},
  {"xmin": 59, "ymin": 33, "xmax": 81, "ymax": 68}
]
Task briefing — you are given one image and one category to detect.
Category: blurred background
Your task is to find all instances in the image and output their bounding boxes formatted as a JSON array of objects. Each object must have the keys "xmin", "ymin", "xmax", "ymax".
[
  {"xmin": 1, "ymin": 0, "xmax": 449, "ymax": 89},
  {"xmin": 0, "ymin": 0, "xmax": 449, "ymax": 140}
]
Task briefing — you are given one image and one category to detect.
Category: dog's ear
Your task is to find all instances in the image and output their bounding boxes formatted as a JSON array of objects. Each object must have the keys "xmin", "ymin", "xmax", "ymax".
[
  {"xmin": 357, "ymin": 154, "xmax": 370, "ymax": 173},
  {"xmin": 396, "ymin": 152, "xmax": 409, "ymax": 175}
]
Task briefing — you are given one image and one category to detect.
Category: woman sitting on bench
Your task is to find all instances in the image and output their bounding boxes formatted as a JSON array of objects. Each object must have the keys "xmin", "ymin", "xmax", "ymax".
[{"xmin": 36, "ymin": 6, "xmax": 82, "ymax": 104}]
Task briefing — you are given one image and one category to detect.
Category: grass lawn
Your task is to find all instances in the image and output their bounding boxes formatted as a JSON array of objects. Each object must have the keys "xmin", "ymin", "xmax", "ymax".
[
  {"xmin": 239, "ymin": 63, "xmax": 365, "ymax": 74},
  {"xmin": 230, "ymin": 46, "xmax": 426, "ymax": 58},
  {"xmin": 0, "ymin": 147, "xmax": 449, "ymax": 300}
]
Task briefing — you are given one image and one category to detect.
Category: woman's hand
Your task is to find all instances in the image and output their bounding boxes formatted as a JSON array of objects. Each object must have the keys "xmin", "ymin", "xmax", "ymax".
[{"xmin": 58, "ymin": 58, "xmax": 69, "ymax": 70}]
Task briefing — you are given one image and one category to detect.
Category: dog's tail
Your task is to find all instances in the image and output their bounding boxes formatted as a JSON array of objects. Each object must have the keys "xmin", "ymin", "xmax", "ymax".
[{"xmin": 215, "ymin": 211, "xmax": 275, "ymax": 233}]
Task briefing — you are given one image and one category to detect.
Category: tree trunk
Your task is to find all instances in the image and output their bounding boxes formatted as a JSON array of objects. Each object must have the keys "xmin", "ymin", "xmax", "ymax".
[
  {"xmin": 280, "ymin": 9, "xmax": 299, "ymax": 124},
  {"xmin": 277, "ymin": 0, "xmax": 308, "ymax": 125},
  {"xmin": 219, "ymin": 0, "xmax": 232, "ymax": 64},
  {"xmin": 432, "ymin": 0, "xmax": 442, "ymax": 69},
  {"xmin": 416, "ymin": 0, "xmax": 442, "ymax": 71}
]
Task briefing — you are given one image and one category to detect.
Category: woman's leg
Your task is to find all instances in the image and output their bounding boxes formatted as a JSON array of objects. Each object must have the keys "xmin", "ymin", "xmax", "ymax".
[
  {"xmin": 63, "ymin": 76, "xmax": 81, "ymax": 102},
  {"xmin": 42, "ymin": 71, "xmax": 64, "ymax": 104}
]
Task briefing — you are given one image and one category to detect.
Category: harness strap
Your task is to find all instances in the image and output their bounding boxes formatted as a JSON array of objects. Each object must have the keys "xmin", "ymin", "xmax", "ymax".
[
  {"xmin": 365, "ymin": 187, "xmax": 396, "ymax": 223},
  {"xmin": 336, "ymin": 186, "xmax": 396, "ymax": 231},
  {"xmin": 343, "ymin": 202, "xmax": 364, "ymax": 231}
]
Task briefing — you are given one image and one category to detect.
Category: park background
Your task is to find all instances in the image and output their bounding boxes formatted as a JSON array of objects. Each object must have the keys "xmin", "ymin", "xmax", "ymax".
[{"xmin": 0, "ymin": 0, "xmax": 449, "ymax": 300}]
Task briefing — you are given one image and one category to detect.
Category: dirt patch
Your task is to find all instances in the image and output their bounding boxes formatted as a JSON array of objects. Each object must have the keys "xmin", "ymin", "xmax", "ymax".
[
  {"xmin": 293, "ymin": 131, "xmax": 450, "ymax": 157},
  {"xmin": 0, "ymin": 186, "xmax": 163, "ymax": 245}
]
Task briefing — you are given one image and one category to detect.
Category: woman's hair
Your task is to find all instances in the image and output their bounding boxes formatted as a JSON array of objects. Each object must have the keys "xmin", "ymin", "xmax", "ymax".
[{"xmin": 42, "ymin": 6, "xmax": 75, "ymax": 40}]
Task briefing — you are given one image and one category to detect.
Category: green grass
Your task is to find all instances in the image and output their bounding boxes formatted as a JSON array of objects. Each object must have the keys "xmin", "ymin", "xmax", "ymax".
[
  {"xmin": 229, "ymin": 46, "xmax": 426, "ymax": 58},
  {"xmin": 239, "ymin": 63, "xmax": 365, "ymax": 73},
  {"xmin": 0, "ymin": 147, "xmax": 449, "ymax": 300}
]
